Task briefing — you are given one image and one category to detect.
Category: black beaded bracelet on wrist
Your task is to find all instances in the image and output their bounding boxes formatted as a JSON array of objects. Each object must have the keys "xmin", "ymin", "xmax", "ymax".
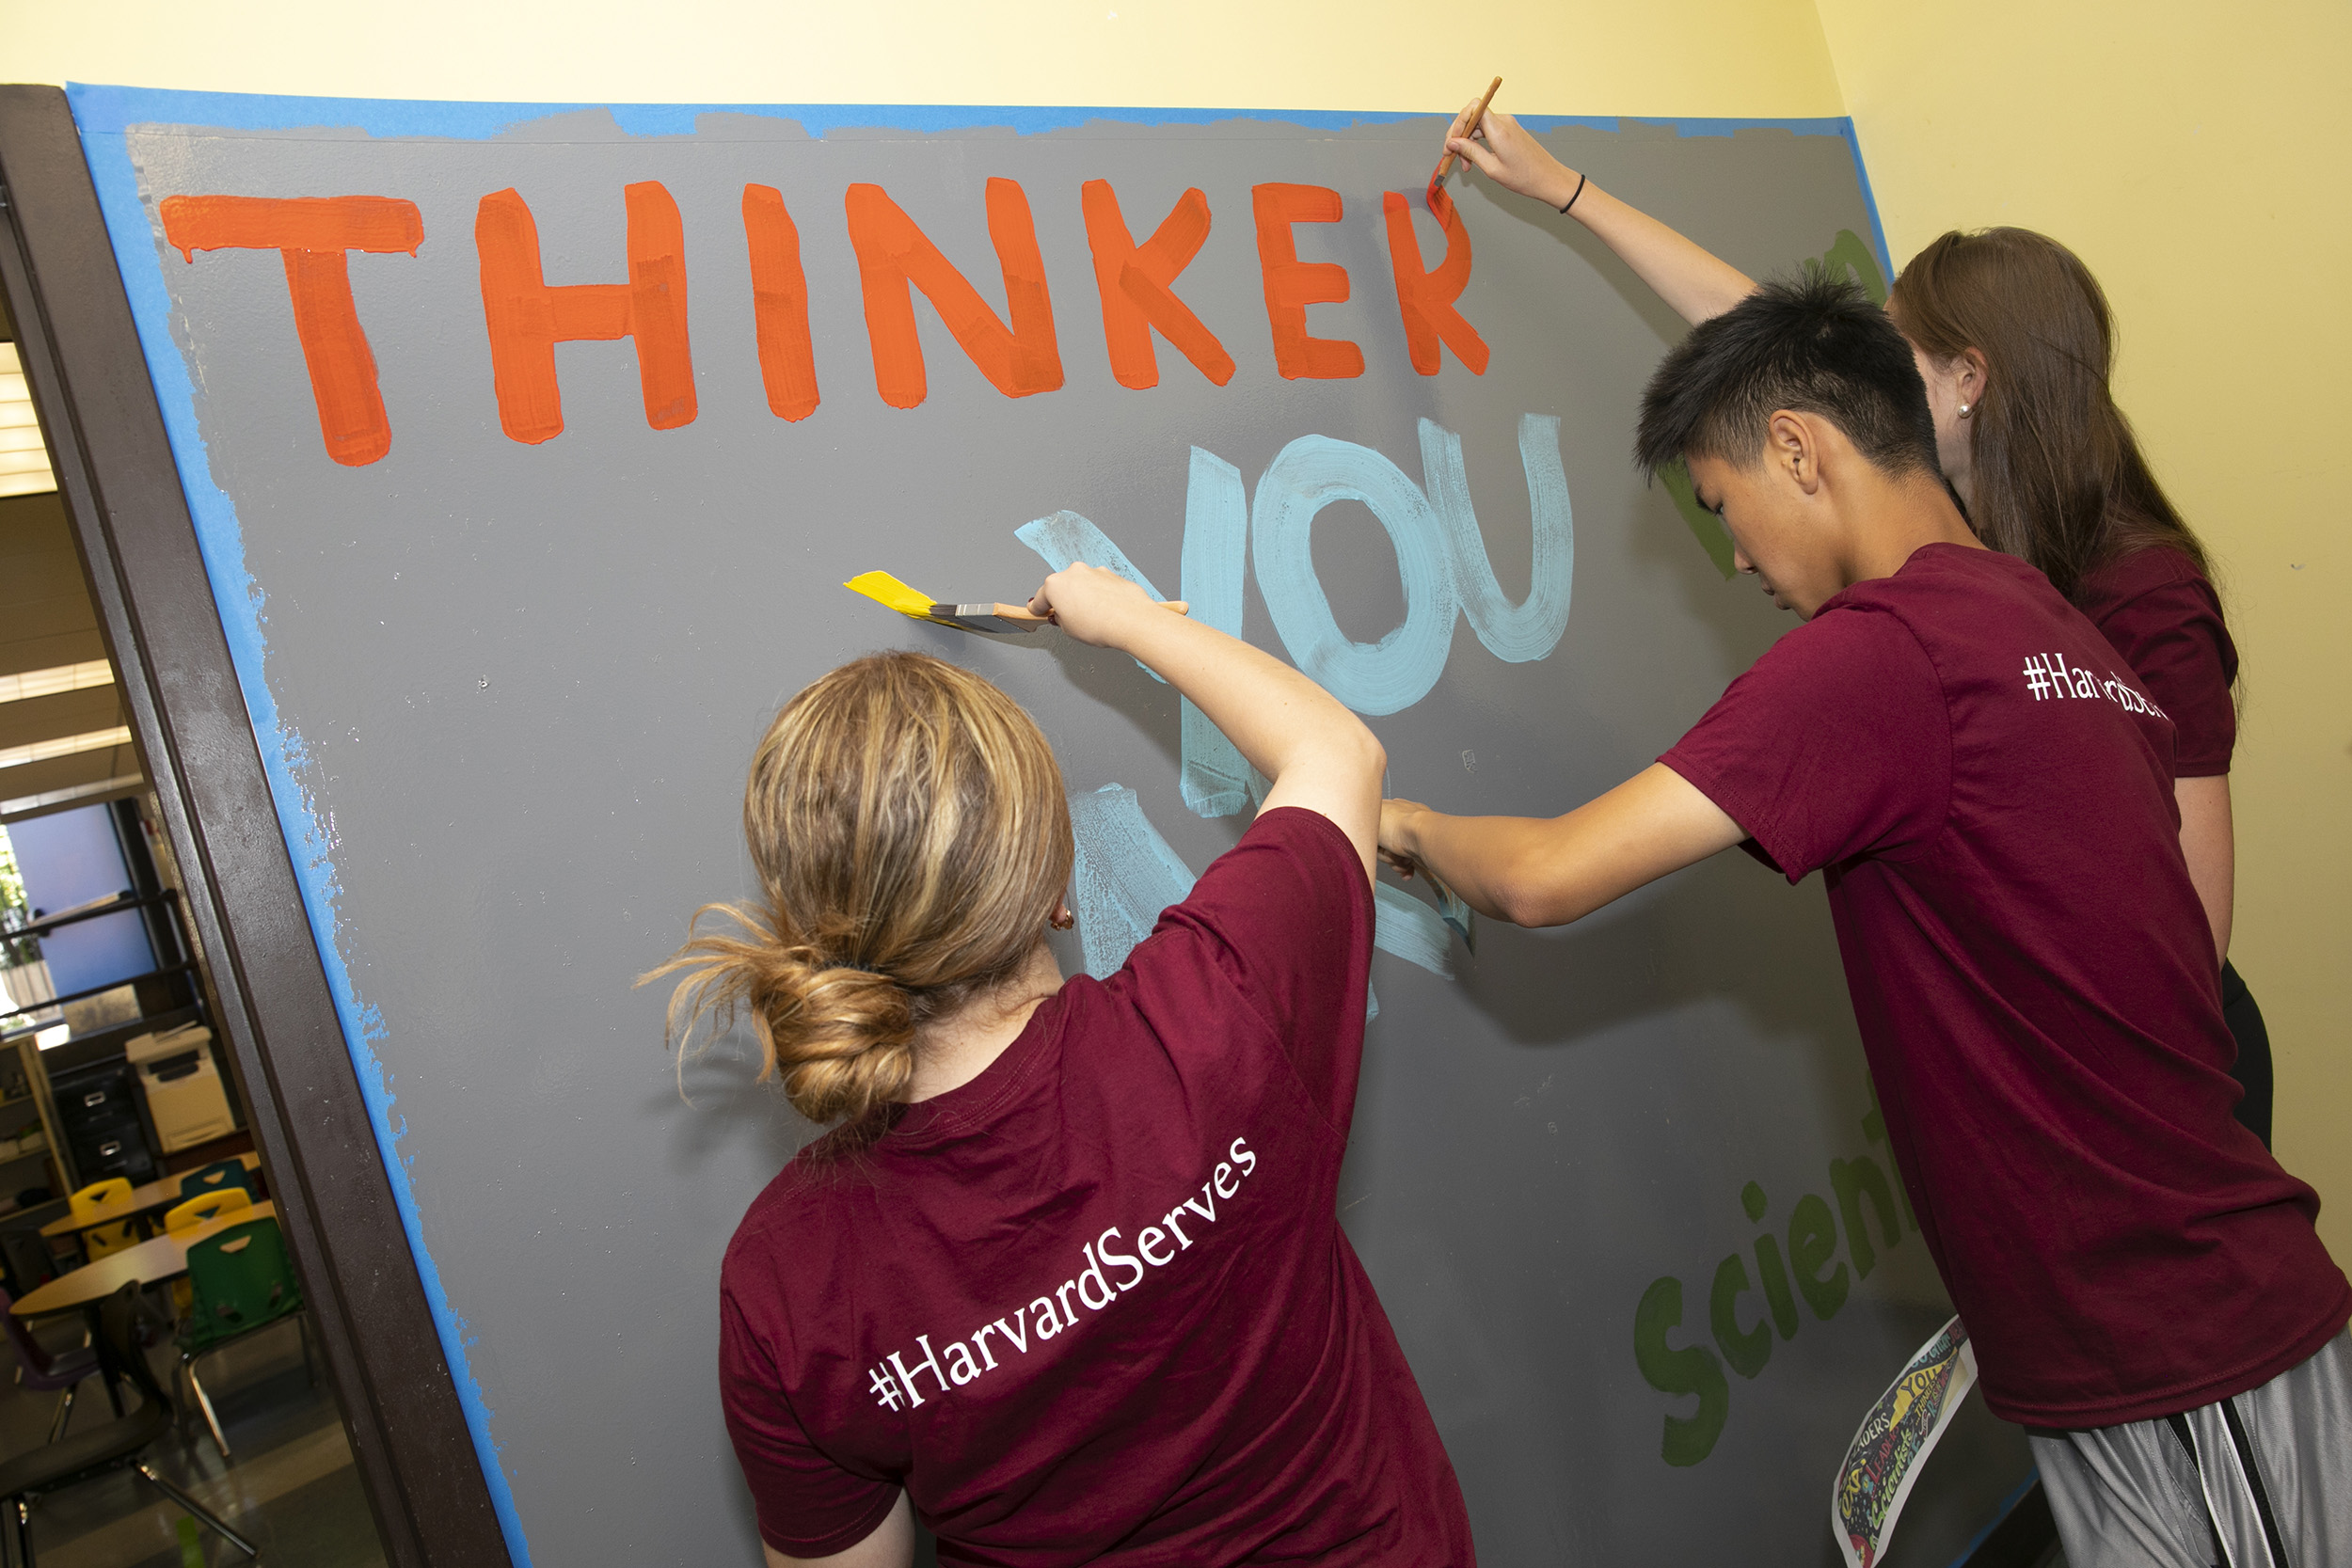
[{"xmin": 1559, "ymin": 172, "xmax": 1587, "ymax": 214}]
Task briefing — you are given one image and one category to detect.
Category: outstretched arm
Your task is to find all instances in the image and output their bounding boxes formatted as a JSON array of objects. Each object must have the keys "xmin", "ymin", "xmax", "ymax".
[
  {"xmin": 1033, "ymin": 564, "xmax": 1384, "ymax": 881},
  {"xmin": 1441, "ymin": 102, "xmax": 1756, "ymax": 326},
  {"xmin": 2174, "ymin": 774, "xmax": 2233, "ymax": 960},
  {"xmin": 1381, "ymin": 764, "xmax": 1747, "ymax": 927}
]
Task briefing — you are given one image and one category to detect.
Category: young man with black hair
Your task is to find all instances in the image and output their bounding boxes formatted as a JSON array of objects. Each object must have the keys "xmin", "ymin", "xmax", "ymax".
[{"xmin": 1381, "ymin": 277, "xmax": 2350, "ymax": 1567}]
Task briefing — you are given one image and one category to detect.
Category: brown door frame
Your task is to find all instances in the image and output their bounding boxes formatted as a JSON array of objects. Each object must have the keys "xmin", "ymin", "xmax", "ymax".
[{"xmin": 0, "ymin": 84, "xmax": 510, "ymax": 1568}]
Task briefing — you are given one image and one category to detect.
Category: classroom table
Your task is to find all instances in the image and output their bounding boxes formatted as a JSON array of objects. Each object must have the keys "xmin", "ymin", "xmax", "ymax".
[
  {"xmin": 11, "ymin": 1200, "xmax": 280, "ymax": 1418},
  {"xmin": 39, "ymin": 1152, "xmax": 264, "ymax": 1239},
  {"xmin": 12, "ymin": 1200, "xmax": 279, "ymax": 1321}
]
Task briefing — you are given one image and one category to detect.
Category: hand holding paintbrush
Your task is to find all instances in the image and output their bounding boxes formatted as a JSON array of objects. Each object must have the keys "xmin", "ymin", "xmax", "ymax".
[{"xmin": 1433, "ymin": 86, "xmax": 1597, "ymax": 217}]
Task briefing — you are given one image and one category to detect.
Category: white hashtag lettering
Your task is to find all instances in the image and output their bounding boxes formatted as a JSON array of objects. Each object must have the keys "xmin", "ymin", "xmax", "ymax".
[
  {"xmin": 2022, "ymin": 655, "xmax": 2052, "ymax": 700},
  {"xmin": 868, "ymin": 1364, "xmax": 904, "ymax": 1412}
]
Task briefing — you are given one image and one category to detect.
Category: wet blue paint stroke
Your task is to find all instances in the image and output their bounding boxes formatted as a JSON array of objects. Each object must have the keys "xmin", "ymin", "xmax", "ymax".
[
  {"xmin": 1418, "ymin": 415, "xmax": 1574, "ymax": 663},
  {"xmin": 1068, "ymin": 783, "xmax": 1406, "ymax": 1021},
  {"xmin": 1178, "ymin": 448, "xmax": 1254, "ymax": 818},
  {"xmin": 1067, "ymin": 784, "xmax": 1198, "ymax": 979},
  {"xmin": 1251, "ymin": 435, "xmax": 1458, "ymax": 717},
  {"xmin": 1374, "ymin": 881, "xmax": 1453, "ymax": 977},
  {"xmin": 1015, "ymin": 510, "xmax": 1168, "ymax": 683}
]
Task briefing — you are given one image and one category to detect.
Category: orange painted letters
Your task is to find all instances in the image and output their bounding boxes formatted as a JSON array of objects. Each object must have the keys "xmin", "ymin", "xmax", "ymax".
[
  {"xmin": 475, "ymin": 183, "xmax": 696, "ymax": 444},
  {"xmin": 1248, "ymin": 183, "xmax": 1363, "ymax": 381},
  {"xmin": 159, "ymin": 196, "xmax": 424, "ymax": 467},
  {"xmin": 742, "ymin": 185, "xmax": 819, "ymax": 421},
  {"xmin": 844, "ymin": 179, "xmax": 1063, "ymax": 408},
  {"xmin": 1079, "ymin": 182, "xmax": 1234, "ymax": 389},
  {"xmin": 1382, "ymin": 187, "xmax": 1489, "ymax": 376}
]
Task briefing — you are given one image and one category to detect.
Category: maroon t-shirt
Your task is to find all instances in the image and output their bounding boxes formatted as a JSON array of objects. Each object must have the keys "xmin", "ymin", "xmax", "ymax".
[
  {"xmin": 719, "ymin": 808, "xmax": 1474, "ymax": 1566},
  {"xmin": 1661, "ymin": 543, "xmax": 2346, "ymax": 1428},
  {"xmin": 2074, "ymin": 546, "xmax": 2238, "ymax": 776}
]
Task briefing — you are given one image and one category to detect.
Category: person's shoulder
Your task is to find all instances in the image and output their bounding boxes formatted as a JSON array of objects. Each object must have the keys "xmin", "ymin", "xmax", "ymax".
[
  {"xmin": 722, "ymin": 1144, "xmax": 874, "ymax": 1277},
  {"xmin": 2075, "ymin": 545, "xmax": 2215, "ymax": 618},
  {"xmin": 1829, "ymin": 542, "xmax": 2063, "ymax": 629},
  {"xmin": 1237, "ymin": 803, "xmax": 1359, "ymax": 869}
]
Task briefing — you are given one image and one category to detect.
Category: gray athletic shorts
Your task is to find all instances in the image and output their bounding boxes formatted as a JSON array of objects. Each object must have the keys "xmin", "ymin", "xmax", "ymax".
[{"xmin": 2029, "ymin": 1325, "xmax": 2352, "ymax": 1568}]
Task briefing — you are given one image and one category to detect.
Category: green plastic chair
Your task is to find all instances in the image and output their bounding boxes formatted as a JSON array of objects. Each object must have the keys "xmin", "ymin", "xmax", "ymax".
[
  {"xmin": 176, "ymin": 1161, "xmax": 257, "ymax": 1205},
  {"xmin": 176, "ymin": 1217, "xmax": 311, "ymax": 1460}
]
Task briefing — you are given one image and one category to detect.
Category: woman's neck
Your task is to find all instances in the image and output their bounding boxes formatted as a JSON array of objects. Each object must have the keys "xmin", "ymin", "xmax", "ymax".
[{"xmin": 904, "ymin": 942, "xmax": 1065, "ymax": 1103}]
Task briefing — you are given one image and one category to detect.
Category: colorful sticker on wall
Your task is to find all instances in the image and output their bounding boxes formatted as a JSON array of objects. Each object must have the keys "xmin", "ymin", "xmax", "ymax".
[{"xmin": 1834, "ymin": 1316, "xmax": 1979, "ymax": 1568}]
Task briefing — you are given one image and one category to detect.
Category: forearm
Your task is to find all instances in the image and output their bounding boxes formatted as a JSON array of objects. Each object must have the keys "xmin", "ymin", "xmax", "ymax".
[
  {"xmin": 1113, "ymin": 608, "xmax": 1380, "ymax": 790},
  {"xmin": 1393, "ymin": 811, "xmax": 1577, "ymax": 926},
  {"xmin": 1389, "ymin": 765, "xmax": 1749, "ymax": 928},
  {"xmin": 2174, "ymin": 774, "xmax": 2234, "ymax": 959},
  {"xmin": 1443, "ymin": 108, "xmax": 1755, "ymax": 326}
]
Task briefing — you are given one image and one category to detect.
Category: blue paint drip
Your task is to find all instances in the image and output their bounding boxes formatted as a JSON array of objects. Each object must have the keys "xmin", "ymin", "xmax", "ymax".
[
  {"xmin": 1251, "ymin": 435, "xmax": 1458, "ymax": 717},
  {"xmin": 1015, "ymin": 510, "xmax": 1169, "ymax": 683},
  {"xmin": 1178, "ymin": 449, "xmax": 1254, "ymax": 818},
  {"xmin": 64, "ymin": 89, "xmax": 534, "ymax": 1568},
  {"xmin": 1374, "ymin": 882, "xmax": 1453, "ymax": 977},
  {"xmin": 1066, "ymin": 784, "xmax": 1197, "ymax": 979},
  {"xmin": 1418, "ymin": 416, "xmax": 1573, "ymax": 664}
]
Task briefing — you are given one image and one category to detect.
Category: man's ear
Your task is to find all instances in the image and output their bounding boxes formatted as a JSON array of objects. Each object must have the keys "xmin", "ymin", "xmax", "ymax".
[{"xmin": 1766, "ymin": 410, "xmax": 1823, "ymax": 496}]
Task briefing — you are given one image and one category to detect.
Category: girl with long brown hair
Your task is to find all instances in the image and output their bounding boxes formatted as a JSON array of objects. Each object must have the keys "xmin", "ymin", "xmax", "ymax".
[
  {"xmin": 649, "ymin": 565, "xmax": 1473, "ymax": 1568},
  {"xmin": 1432, "ymin": 104, "xmax": 2270, "ymax": 1147}
]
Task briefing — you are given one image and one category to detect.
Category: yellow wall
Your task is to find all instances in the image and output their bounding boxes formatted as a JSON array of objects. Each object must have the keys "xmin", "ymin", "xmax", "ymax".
[
  {"xmin": 3, "ymin": 0, "xmax": 1843, "ymax": 118},
  {"xmin": 11, "ymin": 0, "xmax": 2342, "ymax": 1244},
  {"xmin": 1815, "ymin": 0, "xmax": 2352, "ymax": 1259}
]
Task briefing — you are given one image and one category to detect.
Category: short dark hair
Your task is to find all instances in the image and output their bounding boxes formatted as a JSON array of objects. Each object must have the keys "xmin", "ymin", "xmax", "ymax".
[{"xmin": 1634, "ymin": 273, "xmax": 1939, "ymax": 481}]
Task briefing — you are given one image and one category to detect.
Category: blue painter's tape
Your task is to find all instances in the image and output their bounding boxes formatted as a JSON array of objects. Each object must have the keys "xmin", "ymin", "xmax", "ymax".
[
  {"xmin": 1831, "ymin": 120, "xmax": 1899, "ymax": 287},
  {"xmin": 66, "ymin": 90, "xmax": 537, "ymax": 1568},
  {"xmin": 1936, "ymin": 1470, "xmax": 2041, "ymax": 1568},
  {"xmin": 69, "ymin": 81, "xmax": 1865, "ymax": 151}
]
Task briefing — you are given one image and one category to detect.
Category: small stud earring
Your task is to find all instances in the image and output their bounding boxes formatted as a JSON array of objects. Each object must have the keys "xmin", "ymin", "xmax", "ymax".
[
  {"xmin": 1958, "ymin": 401, "xmax": 1973, "ymax": 418},
  {"xmin": 1049, "ymin": 905, "xmax": 1074, "ymax": 931}
]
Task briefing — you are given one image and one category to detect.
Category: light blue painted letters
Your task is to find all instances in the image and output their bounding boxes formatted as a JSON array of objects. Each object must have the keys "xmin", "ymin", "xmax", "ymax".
[
  {"xmin": 1250, "ymin": 435, "xmax": 1460, "ymax": 716},
  {"xmin": 1420, "ymin": 414, "xmax": 1574, "ymax": 663},
  {"xmin": 1179, "ymin": 448, "xmax": 1257, "ymax": 818}
]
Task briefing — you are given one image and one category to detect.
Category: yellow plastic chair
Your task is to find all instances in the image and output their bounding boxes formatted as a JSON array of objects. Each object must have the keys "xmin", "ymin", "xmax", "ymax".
[
  {"xmin": 163, "ymin": 1190, "xmax": 251, "ymax": 1236},
  {"xmin": 69, "ymin": 1180, "xmax": 138, "ymax": 1260}
]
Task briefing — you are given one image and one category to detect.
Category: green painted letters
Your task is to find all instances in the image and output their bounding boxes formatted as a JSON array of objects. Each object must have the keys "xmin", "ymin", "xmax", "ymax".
[
  {"xmin": 1708, "ymin": 1253, "xmax": 1772, "ymax": 1379},
  {"xmin": 1788, "ymin": 1193, "xmax": 1851, "ymax": 1320},
  {"xmin": 1633, "ymin": 1276, "xmax": 1730, "ymax": 1467}
]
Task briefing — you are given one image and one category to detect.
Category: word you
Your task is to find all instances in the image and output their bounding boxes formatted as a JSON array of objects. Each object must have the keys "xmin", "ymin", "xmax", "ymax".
[
  {"xmin": 157, "ymin": 181, "xmax": 1491, "ymax": 466},
  {"xmin": 1631, "ymin": 1109, "xmax": 1916, "ymax": 1465},
  {"xmin": 2020, "ymin": 652, "xmax": 2169, "ymax": 719},
  {"xmin": 1027, "ymin": 413, "xmax": 1568, "ymax": 988},
  {"xmin": 869, "ymin": 1136, "xmax": 1259, "ymax": 1410}
]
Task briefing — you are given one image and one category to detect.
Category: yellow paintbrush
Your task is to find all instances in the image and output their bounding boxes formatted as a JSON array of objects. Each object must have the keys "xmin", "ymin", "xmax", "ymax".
[{"xmin": 846, "ymin": 571, "xmax": 1187, "ymax": 635}]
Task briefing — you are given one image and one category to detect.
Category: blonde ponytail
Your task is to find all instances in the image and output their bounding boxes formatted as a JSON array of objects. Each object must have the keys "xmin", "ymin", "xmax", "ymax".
[{"xmin": 644, "ymin": 653, "xmax": 1072, "ymax": 1135}]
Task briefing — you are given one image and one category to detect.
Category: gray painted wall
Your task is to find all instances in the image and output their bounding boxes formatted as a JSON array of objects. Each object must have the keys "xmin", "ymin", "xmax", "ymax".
[{"xmin": 100, "ymin": 100, "xmax": 2028, "ymax": 1564}]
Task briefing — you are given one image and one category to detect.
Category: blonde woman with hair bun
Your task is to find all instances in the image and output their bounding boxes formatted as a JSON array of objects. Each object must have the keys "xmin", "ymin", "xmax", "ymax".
[{"xmin": 652, "ymin": 563, "xmax": 1475, "ymax": 1568}]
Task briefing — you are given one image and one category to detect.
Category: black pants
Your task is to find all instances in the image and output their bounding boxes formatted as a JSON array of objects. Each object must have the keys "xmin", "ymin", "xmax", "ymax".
[{"xmin": 2221, "ymin": 958, "xmax": 2273, "ymax": 1148}]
